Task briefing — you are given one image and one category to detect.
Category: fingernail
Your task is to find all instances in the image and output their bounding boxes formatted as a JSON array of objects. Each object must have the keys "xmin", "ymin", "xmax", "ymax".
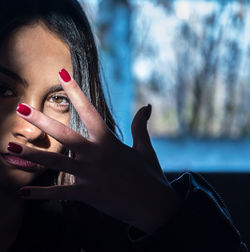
[
  {"xmin": 8, "ymin": 142, "xmax": 23, "ymax": 154},
  {"xmin": 16, "ymin": 103, "xmax": 31, "ymax": 116},
  {"xmin": 16, "ymin": 189, "xmax": 30, "ymax": 197},
  {"xmin": 144, "ymin": 104, "xmax": 152, "ymax": 120},
  {"xmin": 59, "ymin": 68, "xmax": 72, "ymax": 83}
]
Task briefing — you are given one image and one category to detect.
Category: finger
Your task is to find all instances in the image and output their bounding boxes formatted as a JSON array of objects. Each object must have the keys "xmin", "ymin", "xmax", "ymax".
[
  {"xmin": 132, "ymin": 105, "xmax": 161, "ymax": 170},
  {"xmin": 132, "ymin": 105, "xmax": 152, "ymax": 151},
  {"xmin": 16, "ymin": 103, "xmax": 92, "ymax": 155},
  {"xmin": 58, "ymin": 68, "xmax": 108, "ymax": 141},
  {"xmin": 16, "ymin": 185, "xmax": 82, "ymax": 201},
  {"xmin": 7, "ymin": 142, "xmax": 89, "ymax": 177}
]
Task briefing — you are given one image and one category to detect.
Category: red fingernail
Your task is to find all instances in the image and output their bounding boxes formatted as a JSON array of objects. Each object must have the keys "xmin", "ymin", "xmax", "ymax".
[
  {"xmin": 16, "ymin": 189, "xmax": 30, "ymax": 197},
  {"xmin": 59, "ymin": 68, "xmax": 71, "ymax": 83},
  {"xmin": 16, "ymin": 103, "xmax": 31, "ymax": 116},
  {"xmin": 8, "ymin": 142, "xmax": 23, "ymax": 154}
]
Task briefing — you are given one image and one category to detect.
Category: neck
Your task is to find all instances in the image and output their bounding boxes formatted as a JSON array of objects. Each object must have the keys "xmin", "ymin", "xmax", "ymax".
[{"xmin": 0, "ymin": 189, "xmax": 24, "ymax": 252}]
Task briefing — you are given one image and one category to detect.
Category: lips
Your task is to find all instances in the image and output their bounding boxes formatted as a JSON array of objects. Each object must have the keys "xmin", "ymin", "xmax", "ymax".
[{"xmin": 0, "ymin": 153, "xmax": 38, "ymax": 169}]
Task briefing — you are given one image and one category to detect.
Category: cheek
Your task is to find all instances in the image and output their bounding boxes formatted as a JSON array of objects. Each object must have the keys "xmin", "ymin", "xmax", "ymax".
[
  {"xmin": 0, "ymin": 104, "xmax": 17, "ymax": 150},
  {"xmin": 48, "ymin": 137, "xmax": 64, "ymax": 153},
  {"xmin": 43, "ymin": 103, "xmax": 70, "ymax": 126},
  {"xmin": 0, "ymin": 99, "xmax": 18, "ymax": 124}
]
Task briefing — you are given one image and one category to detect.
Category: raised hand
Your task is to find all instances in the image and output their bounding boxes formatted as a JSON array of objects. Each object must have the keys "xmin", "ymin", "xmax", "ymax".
[{"xmin": 7, "ymin": 69, "xmax": 182, "ymax": 233}]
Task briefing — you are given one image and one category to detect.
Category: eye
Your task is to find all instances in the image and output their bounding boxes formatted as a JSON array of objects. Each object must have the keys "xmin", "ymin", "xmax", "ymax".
[
  {"xmin": 0, "ymin": 85, "xmax": 15, "ymax": 97},
  {"xmin": 50, "ymin": 95, "xmax": 68, "ymax": 105},
  {"xmin": 48, "ymin": 94, "xmax": 70, "ymax": 111}
]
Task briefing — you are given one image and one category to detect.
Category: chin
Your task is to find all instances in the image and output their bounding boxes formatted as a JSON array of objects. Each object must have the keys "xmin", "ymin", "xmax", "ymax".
[{"xmin": 0, "ymin": 163, "xmax": 46, "ymax": 193}]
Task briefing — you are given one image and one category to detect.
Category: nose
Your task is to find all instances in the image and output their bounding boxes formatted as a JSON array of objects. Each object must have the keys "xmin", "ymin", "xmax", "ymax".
[{"xmin": 12, "ymin": 114, "xmax": 45, "ymax": 144}]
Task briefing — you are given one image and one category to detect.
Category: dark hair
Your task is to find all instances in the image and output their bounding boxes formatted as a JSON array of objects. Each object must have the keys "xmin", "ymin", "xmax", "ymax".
[{"xmin": 0, "ymin": 0, "xmax": 117, "ymax": 186}]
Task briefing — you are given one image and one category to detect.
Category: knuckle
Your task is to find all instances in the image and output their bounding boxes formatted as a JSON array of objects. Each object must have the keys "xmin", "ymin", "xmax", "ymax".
[
  {"xmin": 58, "ymin": 125, "xmax": 73, "ymax": 142},
  {"xmin": 61, "ymin": 126, "xmax": 73, "ymax": 138}
]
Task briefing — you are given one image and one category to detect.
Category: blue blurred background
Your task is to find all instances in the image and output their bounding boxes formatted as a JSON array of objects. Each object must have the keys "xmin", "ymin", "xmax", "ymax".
[
  {"xmin": 79, "ymin": 0, "xmax": 250, "ymax": 173},
  {"xmin": 78, "ymin": 0, "xmax": 250, "ymax": 245}
]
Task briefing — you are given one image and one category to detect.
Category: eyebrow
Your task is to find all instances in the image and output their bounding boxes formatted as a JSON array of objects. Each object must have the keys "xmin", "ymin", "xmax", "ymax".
[
  {"xmin": 0, "ymin": 65, "xmax": 64, "ymax": 94},
  {"xmin": 46, "ymin": 84, "xmax": 64, "ymax": 94},
  {"xmin": 0, "ymin": 65, "xmax": 28, "ymax": 87}
]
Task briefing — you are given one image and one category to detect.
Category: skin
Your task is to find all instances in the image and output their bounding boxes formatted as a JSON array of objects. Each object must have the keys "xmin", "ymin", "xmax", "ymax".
[
  {"xmin": 0, "ymin": 23, "xmax": 72, "ymax": 251},
  {"xmin": 0, "ymin": 22, "xmax": 182, "ymax": 250},
  {"xmin": 0, "ymin": 23, "xmax": 72, "ymax": 190}
]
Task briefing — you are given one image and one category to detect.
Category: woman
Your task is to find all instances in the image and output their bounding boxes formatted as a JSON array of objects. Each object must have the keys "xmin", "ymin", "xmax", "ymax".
[{"xmin": 0, "ymin": 0, "xmax": 247, "ymax": 251}]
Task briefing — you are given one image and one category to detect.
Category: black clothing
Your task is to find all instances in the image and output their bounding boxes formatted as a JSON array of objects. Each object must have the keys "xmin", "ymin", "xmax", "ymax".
[{"xmin": 9, "ymin": 172, "xmax": 248, "ymax": 252}]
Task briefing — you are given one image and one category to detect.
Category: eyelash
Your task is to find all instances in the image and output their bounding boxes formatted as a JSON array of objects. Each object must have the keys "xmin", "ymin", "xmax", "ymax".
[
  {"xmin": 0, "ymin": 85, "xmax": 70, "ymax": 111},
  {"xmin": 47, "ymin": 94, "xmax": 70, "ymax": 110}
]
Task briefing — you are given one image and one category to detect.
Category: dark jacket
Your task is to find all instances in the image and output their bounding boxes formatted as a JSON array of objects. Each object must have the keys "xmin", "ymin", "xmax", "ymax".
[{"xmin": 9, "ymin": 172, "xmax": 248, "ymax": 252}]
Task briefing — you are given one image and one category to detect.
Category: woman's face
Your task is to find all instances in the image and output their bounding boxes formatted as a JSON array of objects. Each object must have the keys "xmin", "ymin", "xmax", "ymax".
[{"xmin": 0, "ymin": 23, "xmax": 72, "ymax": 191}]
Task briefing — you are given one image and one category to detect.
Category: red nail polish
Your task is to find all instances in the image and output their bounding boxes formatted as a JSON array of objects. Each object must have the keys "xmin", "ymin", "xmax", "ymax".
[
  {"xmin": 59, "ymin": 68, "xmax": 71, "ymax": 83},
  {"xmin": 16, "ymin": 104, "xmax": 31, "ymax": 116},
  {"xmin": 8, "ymin": 142, "xmax": 23, "ymax": 154}
]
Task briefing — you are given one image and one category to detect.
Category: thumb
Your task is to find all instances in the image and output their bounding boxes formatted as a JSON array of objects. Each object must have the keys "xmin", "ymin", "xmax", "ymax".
[{"xmin": 131, "ymin": 104, "xmax": 161, "ymax": 170}]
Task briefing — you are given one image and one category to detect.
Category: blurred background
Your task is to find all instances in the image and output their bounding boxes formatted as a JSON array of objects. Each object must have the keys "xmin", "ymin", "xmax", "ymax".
[
  {"xmin": 80, "ymin": 0, "xmax": 249, "ymax": 246},
  {"xmin": 81, "ymin": 0, "xmax": 250, "ymax": 173}
]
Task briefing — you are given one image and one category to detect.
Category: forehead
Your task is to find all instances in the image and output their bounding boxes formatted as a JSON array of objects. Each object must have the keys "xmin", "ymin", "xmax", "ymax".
[{"xmin": 0, "ymin": 22, "xmax": 72, "ymax": 79}]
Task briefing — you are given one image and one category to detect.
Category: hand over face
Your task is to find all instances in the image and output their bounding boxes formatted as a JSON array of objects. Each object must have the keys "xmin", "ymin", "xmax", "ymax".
[{"xmin": 8, "ymin": 69, "xmax": 182, "ymax": 233}]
